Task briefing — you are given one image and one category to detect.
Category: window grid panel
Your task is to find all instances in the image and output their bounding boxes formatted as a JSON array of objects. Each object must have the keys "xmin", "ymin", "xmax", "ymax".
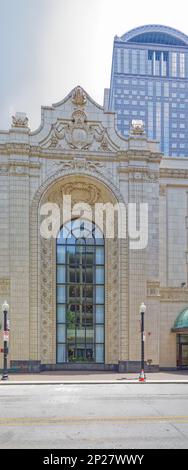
[{"xmin": 56, "ymin": 220, "xmax": 105, "ymax": 364}]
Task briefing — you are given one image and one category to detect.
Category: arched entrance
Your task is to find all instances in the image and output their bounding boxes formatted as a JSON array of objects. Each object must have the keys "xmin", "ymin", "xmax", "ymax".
[
  {"xmin": 56, "ymin": 219, "xmax": 105, "ymax": 364},
  {"xmin": 30, "ymin": 169, "xmax": 128, "ymax": 369}
]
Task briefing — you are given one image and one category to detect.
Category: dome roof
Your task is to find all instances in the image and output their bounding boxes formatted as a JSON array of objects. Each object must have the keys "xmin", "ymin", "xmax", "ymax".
[
  {"xmin": 120, "ymin": 25, "xmax": 188, "ymax": 47},
  {"xmin": 173, "ymin": 308, "xmax": 188, "ymax": 331}
]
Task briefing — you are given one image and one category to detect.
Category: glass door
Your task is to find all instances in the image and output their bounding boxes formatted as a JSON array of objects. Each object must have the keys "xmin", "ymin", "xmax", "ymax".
[
  {"xmin": 181, "ymin": 344, "xmax": 188, "ymax": 366},
  {"xmin": 177, "ymin": 335, "xmax": 188, "ymax": 367}
]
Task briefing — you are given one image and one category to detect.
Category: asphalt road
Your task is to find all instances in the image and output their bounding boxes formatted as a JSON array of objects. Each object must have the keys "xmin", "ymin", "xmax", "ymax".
[{"xmin": 0, "ymin": 384, "xmax": 188, "ymax": 449}]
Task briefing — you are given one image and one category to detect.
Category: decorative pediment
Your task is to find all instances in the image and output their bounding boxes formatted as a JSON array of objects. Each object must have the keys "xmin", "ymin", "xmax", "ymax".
[{"xmin": 40, "ymin": 108, "xmax": 119, "ymax": 152}]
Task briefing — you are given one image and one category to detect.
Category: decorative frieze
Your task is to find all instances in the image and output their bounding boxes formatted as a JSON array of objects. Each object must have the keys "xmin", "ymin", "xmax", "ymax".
[
  {"xmin": 147, "ymin": 284, "xmax": 188, "ymax": 302},
  {"xmin": 128, "ymin": 169, "xmax": 159, "ymax": 183},
  {"xmin": 160, "ymin": 287, "xmax": 188, "ymax": 302},
  {"xmin": 52, "ymin": 158, "xmax": 104, "ymax": 174}
]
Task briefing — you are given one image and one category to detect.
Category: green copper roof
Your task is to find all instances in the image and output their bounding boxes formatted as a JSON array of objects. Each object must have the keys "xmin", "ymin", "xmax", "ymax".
[{"xmin": 174, "ymin": 308, "xmax": 188, "ymax": 330}]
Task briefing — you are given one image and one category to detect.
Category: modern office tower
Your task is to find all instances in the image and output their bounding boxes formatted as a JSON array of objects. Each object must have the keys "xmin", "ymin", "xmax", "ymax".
[{"xmin": 108, "ymin": 24, "xmax": 188, "ymax": 156}]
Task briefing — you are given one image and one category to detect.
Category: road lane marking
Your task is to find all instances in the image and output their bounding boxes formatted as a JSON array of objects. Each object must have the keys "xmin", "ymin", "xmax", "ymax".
[{"xmin": 0, "ymin": 416, "xmax": 188, "ymax": 426}]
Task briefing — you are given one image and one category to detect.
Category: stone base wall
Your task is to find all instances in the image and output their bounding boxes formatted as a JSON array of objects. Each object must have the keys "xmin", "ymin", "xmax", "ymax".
[
  {"xmin": 118, "ymin": 361, "xmax": 160, "ymax": 373},
  {"xmin": 7, "ymin": 361, "xmax": 118, "ymax": 373},
  {"xmin": 2, "ymin": 361, "xmax": 187, "ymax": 373},
  {"xmin": 10, "ymin": 360, "xmax": 41, "ymax": 373}
]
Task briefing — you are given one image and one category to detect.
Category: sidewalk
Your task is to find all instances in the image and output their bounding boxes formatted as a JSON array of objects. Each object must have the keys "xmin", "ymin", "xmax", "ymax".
[{"xmin": 1, "ymin": 370, "xmax": 188, "ymax": 384}]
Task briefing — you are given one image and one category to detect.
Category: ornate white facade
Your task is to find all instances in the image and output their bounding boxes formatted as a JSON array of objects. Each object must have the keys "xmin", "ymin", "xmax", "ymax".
[{"xmin": 0, "ymin": 86, "xmax": 188, "ymax": 372}]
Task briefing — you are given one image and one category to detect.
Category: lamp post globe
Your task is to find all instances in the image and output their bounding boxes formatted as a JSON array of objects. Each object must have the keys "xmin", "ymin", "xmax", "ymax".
[
  {"xmin": 139, "ymin": 302, "xmax": 146, "ymax": 315},
  {"xmin": 2, "ymin": 301, "xmax": 9, "ymax": 314}
]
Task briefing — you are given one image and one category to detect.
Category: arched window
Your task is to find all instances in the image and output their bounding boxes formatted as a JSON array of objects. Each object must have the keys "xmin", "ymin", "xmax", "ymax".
[{"xmin": 56, "ymin": 219, "xmax": 105, "ymax": 364}]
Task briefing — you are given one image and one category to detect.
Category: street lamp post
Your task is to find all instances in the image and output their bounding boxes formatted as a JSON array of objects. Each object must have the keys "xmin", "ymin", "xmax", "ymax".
[
  {"xmin": 139, "ymin": 302, "xmax": 146, "ymax": 382},
  {"xmin": 1, "ymin": 301, "xmax": 9, "ymax": 381}
]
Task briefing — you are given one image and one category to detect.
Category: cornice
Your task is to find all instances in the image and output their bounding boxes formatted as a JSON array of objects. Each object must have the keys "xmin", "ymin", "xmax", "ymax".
[
  {"xmin": 125, "ymin": 149, "xmax": 162, "ymax": 163},
  {"xmin": 160, "ymin": 287, "xmax": 188, "ymax": 302},
  {"xmin": 118, "ymin": 167, "xmax": 160, "ymax": 183},
  {"xmin": 0, "ymin": 141, "xmax": 162, "ymax": 162},
  {"xmin": 0, "ymin": 161, "xmax": 41, "ymax": 176}
]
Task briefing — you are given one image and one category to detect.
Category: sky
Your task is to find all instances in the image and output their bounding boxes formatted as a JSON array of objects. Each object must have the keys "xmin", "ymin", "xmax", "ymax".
[{"xmin": 0, "ymin": 0, "xmax": 188, "ymax": 130}]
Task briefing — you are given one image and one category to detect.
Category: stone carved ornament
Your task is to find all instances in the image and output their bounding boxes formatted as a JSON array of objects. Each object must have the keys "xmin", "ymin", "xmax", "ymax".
[
  {"xmin": 61, "ymin": 182, "xmax": 101, "ymax": 205},
  {"xmin": 52, "ymin": 158, "xmax": 104, "ymax": 173},
  {"xmin": 130, "ymin": 120, "xmax": 145, "ymax": 135},
  {"xmin": 129, "ymin": 170, "xmax": 159, "ymax": 183},
  {"xmin": 72, "ymin": 86, "xmax": 87, "ymax": 106},
  {"xmin": 12, "ymin": 112, "xmax": 29, "ymax": 128},
  {"xmin": 46, "ymin": 180, "xmax": 102, "ymax": 207},
  {"xmin": 41, "ymin": 112, "xmax": 118, "ymax": 152}
]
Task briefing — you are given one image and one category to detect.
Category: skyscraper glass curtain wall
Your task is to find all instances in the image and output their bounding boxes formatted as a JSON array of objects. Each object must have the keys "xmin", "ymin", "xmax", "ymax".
[{"xmin": 108, "ymin": 25, "xmax": 188, "ymax": 156}]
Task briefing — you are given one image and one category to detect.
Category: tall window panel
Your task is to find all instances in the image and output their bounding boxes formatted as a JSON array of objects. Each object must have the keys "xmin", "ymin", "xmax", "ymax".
[
  {"xmin": 156, "ymin": 81, "xmax": 161, "ymax": 97},
  {"xmin": 131, "ymin": 50, "xmax": 138, "ymax": 74},
  {"xmin": 164, "ymin": 103, "xmax": 169, "ymax": 156},
  {"xmin": 155, "ymin": 51, "xmax": 161, "ymax": 76},
  {"xmin": 148, "ymin": 102, "xmax": 153, "ymax": 139},
  {"xmin": 123, "ymin": 49, "xmax": 130, "ymax": 73},
  {"xmin": 148, "ymin": 81, "xmax": 153, "ymax": 96},
  {"xmin": 139, "ymin": 50, "xmax": 146, "ymax": 75},
  {"xmin": 180, "ymin": 53, "xmax": 185, "ymax": 78},
  {"xmin": 56, "ymin": 220, "xmax": 105, "ymax": 364},
  {"xmin": 171, "ymin": 52, "xmax": 177, "ymax": 77},
  {"xmin": 148, "ymin": 50, "xmax": 153, "ymax": 75},
  {"xmin": 161, "ymin": 52, "xmax": 168, "ymax": 76},
  {"xmin": 117, "ymin": 48, "xmax": 122, "ymax": 73},
  {"xmin": 164, "ymin": 82, "xmax": 169, "ymax": 98},
  {"xmin": 156, "ymin": 102, "xmax": 161, "ymax": 144}
]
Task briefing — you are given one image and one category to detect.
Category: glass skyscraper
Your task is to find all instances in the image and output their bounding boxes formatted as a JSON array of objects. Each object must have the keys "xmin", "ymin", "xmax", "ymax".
[{"xmin": 107, "ymin": 25, "xmax": 188, "ymax": 156}]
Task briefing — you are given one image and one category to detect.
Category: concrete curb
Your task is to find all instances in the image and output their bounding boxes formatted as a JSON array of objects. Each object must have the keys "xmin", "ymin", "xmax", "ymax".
[{"xmin": 1, "ymin": 380, "xmax": 188, "ymax": 385}]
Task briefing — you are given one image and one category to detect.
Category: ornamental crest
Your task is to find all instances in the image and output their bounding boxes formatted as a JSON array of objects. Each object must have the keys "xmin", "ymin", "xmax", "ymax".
[
  {"xmin": 72, "ymin": 86, "xmax": 87, "ymax": 106},
  {"xmin": 50, "ymin": 110, "xmax": 93, "ymax": 150},
  {"xmin": 41, "ymin": 110, "xmax": 119, "ymax": 152}
]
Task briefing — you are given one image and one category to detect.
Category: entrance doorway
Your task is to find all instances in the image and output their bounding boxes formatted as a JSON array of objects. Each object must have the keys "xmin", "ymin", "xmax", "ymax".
[{"xmin": 177, "ymin": 335, "xmax": 188, "ymax": 367}]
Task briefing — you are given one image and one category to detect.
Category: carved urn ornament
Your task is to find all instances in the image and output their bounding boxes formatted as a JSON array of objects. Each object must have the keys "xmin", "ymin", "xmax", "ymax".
[
  {"xmin": 131, "ymin": 120, "xmax": 145, "ymax": 135},
  {"xmin": 12, "ymin": 112, "xmax": 29, "ymax": 128}
]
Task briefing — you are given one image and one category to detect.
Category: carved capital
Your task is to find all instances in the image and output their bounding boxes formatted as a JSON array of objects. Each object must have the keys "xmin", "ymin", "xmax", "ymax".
[{"xmin": 147, "ymin": 281, "xmax": 160, "ymax": 297}]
